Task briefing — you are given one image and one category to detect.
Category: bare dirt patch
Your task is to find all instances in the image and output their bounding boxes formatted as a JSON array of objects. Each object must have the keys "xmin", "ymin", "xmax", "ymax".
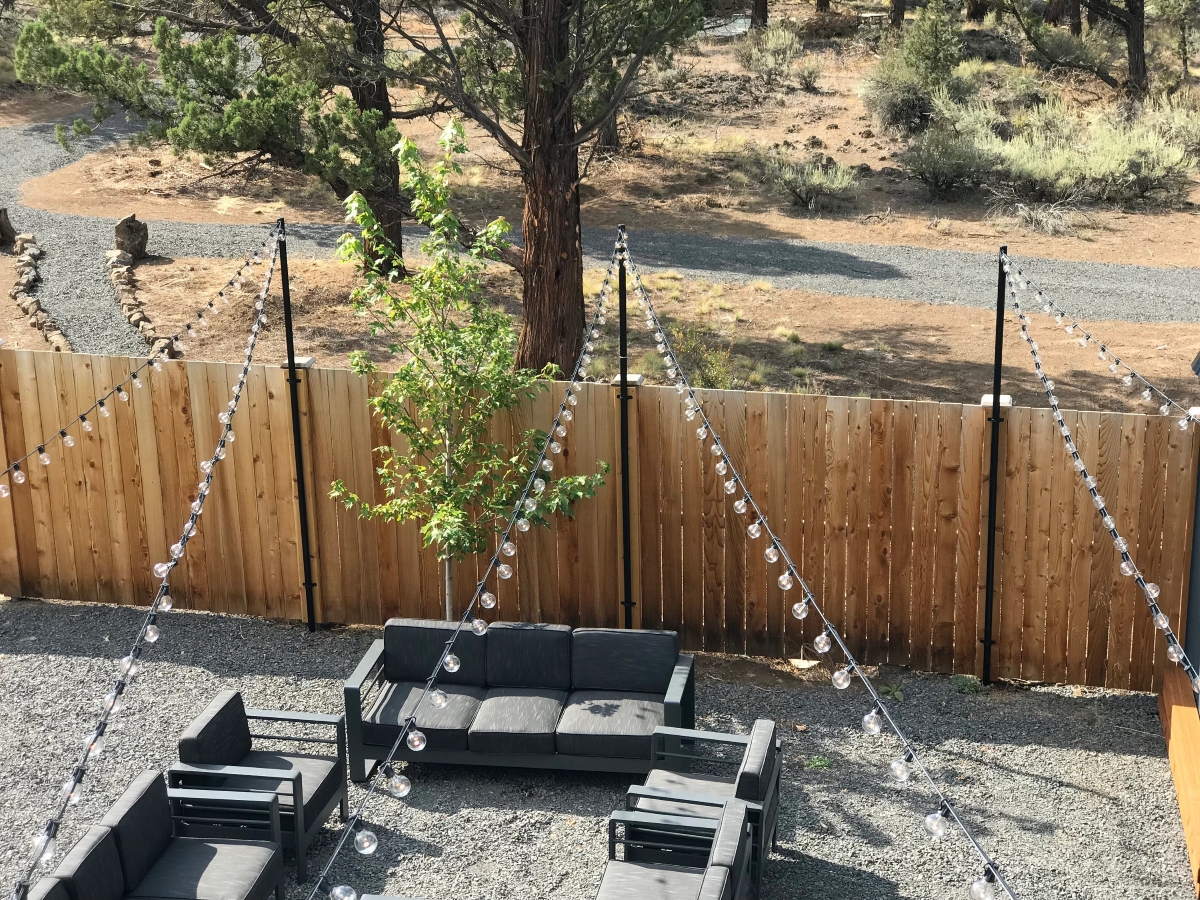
[
  {"xmin": 0, "ymin": 85, "xmax": 91, "ymax": 128},
  {"xmin": 0, "ymin": 256, "xmax": 51, "ymax": 351}
]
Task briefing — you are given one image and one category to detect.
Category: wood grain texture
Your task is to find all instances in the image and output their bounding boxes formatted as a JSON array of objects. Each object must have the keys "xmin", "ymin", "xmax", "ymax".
[{"xmin": 1159, "ymin": 666, "xmax": 1200, "ymax": 896}]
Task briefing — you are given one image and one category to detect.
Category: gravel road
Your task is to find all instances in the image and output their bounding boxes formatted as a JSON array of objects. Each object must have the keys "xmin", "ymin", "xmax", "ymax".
[
  {"xmin": 0, "ymin": 598, "xmax": 1190, "ymax": 900},
  {"xmin": 5, "ymin": 112, "xmax": 1200, "ymax": 356}
]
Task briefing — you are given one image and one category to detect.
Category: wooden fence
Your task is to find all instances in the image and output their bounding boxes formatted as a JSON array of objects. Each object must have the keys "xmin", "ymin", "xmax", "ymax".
[{"xmin": 0, "ymin": 349, "xmax": 1196, "ymax": 691}]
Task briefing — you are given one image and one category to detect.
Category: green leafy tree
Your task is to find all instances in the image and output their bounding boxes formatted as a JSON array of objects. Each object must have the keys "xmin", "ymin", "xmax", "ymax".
[
  {"xmin": 332, "ymin": 123, "xmax": 607, "ymax": 619},
  {"xmin": 901, "ymin": 0, "xmax": 963, "ymax": 86},
  {"xmin": 1152, "ymin": 0, "xmax": 1200, "ymax": 79}
]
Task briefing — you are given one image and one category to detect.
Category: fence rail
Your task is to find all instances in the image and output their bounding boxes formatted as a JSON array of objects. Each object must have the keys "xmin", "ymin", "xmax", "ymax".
[{"xmin": 1, "ymin": 349, "xmax": 1194, "ymax": 691}]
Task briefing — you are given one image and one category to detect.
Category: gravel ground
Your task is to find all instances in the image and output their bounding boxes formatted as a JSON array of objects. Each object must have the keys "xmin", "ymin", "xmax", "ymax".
[{"xmin": 0, "ymin": 598, "xmax": 1190, "ymax": 900}]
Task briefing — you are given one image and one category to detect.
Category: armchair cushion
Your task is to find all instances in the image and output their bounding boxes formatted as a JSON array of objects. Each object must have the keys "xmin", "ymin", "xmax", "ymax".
[
  {"xmin": 594, "ymin": 861, "xmax": 705, "ymax": 900},
  {"xmin": 709, "ymin": 801, "xmax": 750, "ymax": 875},
  {"xmin": 571, "ymin": 629, "xmax": 679, "ymax": 693},
  {"xmin": 485, "ymin": 623, "xmax": 572, "ymax": 689},
  {"xmin": 734, "ymin": 720, "xmax": 777, "ymax": 803},
  {"xmin": 52, "ymin": 827, "xmax": 125, "ymax": 900},
  {"xmin": 383, "ymin": 618, "xmax": 487, "ymax": 686},
  {"xmin": 178, "ymin": 691, "xmax": 253, "ymax": 766},
  {"xmin": 27, "ymin": 879, "xmax": 70, "ymax": 900},
  {"xmin": 363, "ymin": 681, "xmax": 486, "ymax": 750},
  {"xmin": 467, "ymin": 688, "xmax": 567, "ymax": 754},
  {"xmin": 555, "ymin": 691, "xmax": 664, "ymax": 759},
  {"xmin": 634, "ymin": 770, "xmax": 736, "ymax": 818},
  {"xmin": 98, "ymin": 770, "xmax": 173, "ymax": 890},
  {"xmin": 219, "ymin": 751, "xmax": 343, "ymax": 827},
  {"xmin": 124, "ymin": 837, "xmax": 280, "ymax": 900},
  {"xmin": 698, "ymin": 867, "xmax": 731, "ymax": 900}
]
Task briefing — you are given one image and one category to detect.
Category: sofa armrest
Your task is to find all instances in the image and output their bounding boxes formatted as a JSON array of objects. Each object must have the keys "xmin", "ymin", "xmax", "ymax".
[
  {"xmin": 664, "ymin": 655, "xmax": 695, "ymax": 728},
  {"xmin": 168, "ymin": 787, "xmax": 283, "ymax": 848},
  {"xmin": 626, "ymin": 785, "xmax": 762, "ymax": 815},
  {"xmin": 169, "ymin": 761, "xmax": 302, "ymax": 784},
  {"xmin": 245, "ymin": 709, "xmax": 346, "ymax": 759},
  {"xmin": 345, "ymin": 639, "xmax": 385, "ymax": 782},
  {"xmin": 608, "ymin": 809, "xmax": 718, "ymax": 860},
  {"xmin": 652, "ymin": 726, "xmax": 751, "ymax": 769},
  {"xmin": 346, "ymin": 639, "xmax": 386, "ymax": 695}
]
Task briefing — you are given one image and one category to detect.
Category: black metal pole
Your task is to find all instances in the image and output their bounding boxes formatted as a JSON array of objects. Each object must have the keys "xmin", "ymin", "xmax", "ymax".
[
  {"xmin": 277, "ymin": 219, "xmax": 318, "ymax": 632},
  {"xmin": 618, "ymin": 225, "xmax": 634, "ymax": 630},
  {"xmin": 981, "ymin": 245, "xmax": 1007, "ymax": 684}
]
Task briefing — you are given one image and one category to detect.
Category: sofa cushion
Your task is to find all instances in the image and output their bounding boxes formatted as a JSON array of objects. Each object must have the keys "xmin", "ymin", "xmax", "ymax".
[
  {"xmin": 383, "ymin": 618, "xmax": 487, "ymax": 686},
  {"xmin": 467, "ymin": 688, "xmax": 567, "ymax": 754},
  {"xmin": 555, "ymin": 690, "xmax": 665, "ymax": 759},
  {"xmin": 52, "ymin": 826, "xmax": 125, "ymax": 900},
  {"xmin": 734, "ymin": 720, "xmax": 778, "ymax": 803},
  {"xmin": 698, "ymin": 866, "xmax": 731, "ymax": 900},
  {"xmin": 178, "ymin": 691, "xmax": 252, "ymax": 766},
  {"xmin": 28, "ymin": 878, "xmax": 71, "ymax": 900},
  {"xmin": 363, "ymin": 681, "xmax": 486, "ymax": 750},
  {"xmin": 219, "ymin": 751, "xmax": 343, "ymax": 828},
  {"xmin": 571, "ymin": 629, "xmax": 678, "ymax": 693},
  {"xmin": 709, "ymin": 800, "xmax": 750, "ymax": 873},
  {"xmin": 125, "ymin": 837, "xmax": 280, "ymax": 900},
  {"xmin": 485, "ymin": 622, "xmax": 571, "ymax": 689},
  {"xmin": 98, "ymin": 770, "xmax": 173, "ymax": 890},
  {"xmin": 595, "ymin": 861, "xmax": 705, "ymax": 900},
  {"xmin": 633, "ymin": 769, "xmax": 736, "ymax": 818}
]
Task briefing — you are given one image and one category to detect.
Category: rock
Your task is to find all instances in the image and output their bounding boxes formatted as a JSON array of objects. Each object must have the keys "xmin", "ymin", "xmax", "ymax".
[
  {"xmin": 138, "ymin": 321, "xmax": 156, "ymax": 336},
  {"xmin": 879, "ymin": 166, "xmax": 903, "ymax": 178},
  {"xmin": 106, "ymin": 250, "xmax": 135, "ymax": 268},
  {"xmin": 855, "ymin": 163, "xmax": 873, "ymax": 176},
  {"xmin": 826, "ymin": 123, "xmax": 839, "ymax": 130},
  {"xmin": 114, "ymin": 215, "xmax": 149, "ymax": 260},
  {"xmin": 804, "ymin": 135, "xmax": 826, "ymax": 150},
  {"xmin": 860, "ymin": 128, "xmax": 875, "ymax": 138}
]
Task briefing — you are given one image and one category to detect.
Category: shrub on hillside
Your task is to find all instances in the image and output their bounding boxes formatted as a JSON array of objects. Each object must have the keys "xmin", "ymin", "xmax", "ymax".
[
  {"xmin": 1143, "ymin": 92, "xmax": 1200, "ymax": 157},
  {"xmin": 901, "ymin": 127, "xmax": 993, "ymax": 197},
  {"xmin": 768, "ymin": 156, "xmax": 860, "ymax": 209},
  {"xmin": 788, "ymin": 11, "xmax": 859, "ymax": 39},
  {"xmin": 861, "ymin": 54, "xmax": 935, "ymax": 132},
  {"xmin": 735, "ymin": 24, "xmax": 801, "ymax": 86},
  {"xmin": 797, "ymin": 55, "xmax": 822, "ymax": 91},
  {"xmin": 901, "ymin": 0, "xmax": 962, "ymax": 84}
]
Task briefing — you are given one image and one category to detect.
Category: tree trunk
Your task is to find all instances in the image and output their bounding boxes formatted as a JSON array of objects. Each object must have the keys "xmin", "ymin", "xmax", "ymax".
[
  {"xmin": 751, "ymin": 0, "xmax": 768, "ymax": 28},
  {"xmin": 0, "ymin": 208, "xmax": 15, "ymax": 245},
  {"xmin": 1043, "ymin": 0, "xmax": 1068, "ymax": 23},
  {"xmin": 1182, "ymin": 23, "xmax": 1191, "ymax": 81},
  {"xmin": 816, "ymin": 0, "xmax": 830, "ymax": 14},
  {"xmin": 348, "ymin": 0, "xmax": 392, "ymax": 119},
  {"xmin": 1124, "ymin": 0, "xmax": 1147, "ymax": 91},
  {"xmin": 444, "ymin": 443, "xmax": 453, "ymax": 620},
  {"xmin": 1070, "ymin": 0, "xmax": 1082, "ymax": 35},
  {"xmin": 890, "ymin": 0, "xmax": 906, "ymax": 29},
  {"xmin": 516, "ymin": 0, "xmax": 585, "ymax": 373},
  {"xmin": 597, "ymin": 109, "xmax": 620, "ymax": 152},
  {"xmin": 965, "ymin": 0, "xmax": 987, "ymax": 21}
]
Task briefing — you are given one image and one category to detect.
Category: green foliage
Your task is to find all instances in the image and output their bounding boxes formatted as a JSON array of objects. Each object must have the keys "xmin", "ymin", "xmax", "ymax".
[
  {"xmin": 735, "ymin": 23, "xmax": 802, "ymax": 85},
  {"xmin": 879, "ymin": 680, "xmax": 905, "ymax": 701},
  {"xmin": 1144, "ymin": 91, "xmax": 1200, "ymax": 155},
  {"xmin": 901, "ymin": 126, "xmax": 993, "ymax": 197},
  {"xmin": 951, "ymin": 674, "xmax": 984, "ymax": 694},
  {"xmin": 861, "ymin": 53, "xmax": 936, "ymax": 133},
  {"xmin": 767, "ymin": 157, "xmax": 860, "ymax": 209},
  {"xmin": 787, "ymin": 12, "xmax": 860, "ymax": 40},
  {"xmin": 901, "ymin": 0, "xmax": 963, "ymax": 85},
  {"xmin": 805, "ymin": 755, "xmax": 832, "ymax": 769},
  {"xmin": 331, "ymin": 124, "xmax": 606, "ymax": 562},
  {"xmin": 668, "ymin": 323, "xmax": 734, "ymax": 390},
  {"xmin": 1152, "ymin": 0, "xmax": 1200, "ymax": 76},
  {"xmin": 797, "ymin": 55, "xmax": 823, "ymax": 91}
]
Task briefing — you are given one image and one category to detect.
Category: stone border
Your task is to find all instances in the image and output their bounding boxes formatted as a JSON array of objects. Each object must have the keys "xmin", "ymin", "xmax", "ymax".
[
  {"xmin": 106, "ymin": 249, "xmax": 178, "ymax": 359},
  {"xmin": 9, "ymin": 234, "xmax": 71, "ymax": 351}
]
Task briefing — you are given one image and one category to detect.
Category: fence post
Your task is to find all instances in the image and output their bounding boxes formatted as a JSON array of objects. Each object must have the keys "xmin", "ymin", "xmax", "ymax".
[
  {"xmin": 617, "ymin": 228, "xmax": 636, "ymax": 629},
  {"xmin": 1185, "ymin": 416, "xmax": 1200, "ymax": 703},
  {"xmin": 981, "ymin": 246, "xmax": 1007, "ymax": 684}
]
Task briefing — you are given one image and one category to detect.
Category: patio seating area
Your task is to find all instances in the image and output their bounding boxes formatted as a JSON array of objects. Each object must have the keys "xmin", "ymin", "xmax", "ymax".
[{"xmin": 0, "ymin": 599, "xmax": 1192, "ymax": 899}]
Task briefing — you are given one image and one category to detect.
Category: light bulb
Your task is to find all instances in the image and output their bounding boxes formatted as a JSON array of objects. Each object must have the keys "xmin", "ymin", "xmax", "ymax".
[
  {"xmin": 765, "ymin": 546, "xmax": 779, "ymax": 563},
  {"xmin": 62, "ymin": 434, "xmax": 75, "ymax": 448},
  {"xmin": 12, "ymin": 468, "xmax": 25, "ymax": 484},
  {"xmin": 1119, "ymin": 560, "xmax": 1136, "ymax": 576},
  {"xmin": 1146, "ymin": 582, "xmax": 1161, "ymax": 599},
  {"xmin": 832, "ymin": 667, "xmax": 851, "ymax": 689},
  {"xmin": 218, "ymin": 412, "xmax": 230, "ymax": 424},
  {"xmin": 103, "ymin": 689, "xmax": 124, "ymax": 715},
  {"xmin": 170, "ymin": 542, "xmax": 184, "ymax": 559},
  {"xmin": 555, "ymin": 424, "xmax": 567, "ymax": 437},
  {"xmin": 515, "ymin": 518, "xmax": 531, "ymax": 533},
  {"xmin": 539, "ymin": 459, "xmax": 552, "ymax": 473},
  {"xmin": 443, "ymin": 654, "xmax": 461, "ymax": 673},
  {"xmin": 329, "ymin": 887, "xmax": 356, "ymax": 900},
  {"xmin": 1102, "ymin": 514, "xmax": 1115, "ymax": 529},
  {"xmin": 566, "ymin": 394, "xmax": 578, "ymax": 407},
  {"xmin": 62, "ymin": 777, "xmax": 83, "ymax": 805},
  {"xmin": 99, "ymin": 403, "xmax": 110, "ymax": 418},
  {"xmin": 160, "ymin": 592, "xmax": 174, "ymax": 611},
  {"xmin": 1073, "ymin": 457, "xmax": 1086, "ymax": 472},
  {"xmin": 716, "ymin": 460, "xmax": 727, "ymax": 475},
  {"xmin": 1113, "ymin": 536, "xmax": 1127, "ymax": 551},
  {"xmin": 1098, "ymin": 348, "xmax": 1107, "ymax": 361},
  {"xmin": 0, "ymin": 484, "xmax": 8, "ymax": 499},
  {"xmin": 145, "ymin": 623, "xmax": 160, "ymax": 643},
  {"xmin": 924, "ymin": 810, "xmax": 948, "ymax": 839},
  {"xmin": 429, "ymin": 689, "xmax": 448, "ymax": 709},
  {"xmin": 33, "ymin": 833, "xmax": 56, "ymax": 864},
  {"xmin": 498, "ymin": 563, "xmax": 513, "ymax": 579},
  {"xmin": 1154, "ymin": 610, "xmax": 1170, "ymax": 630},
  {"xmin": 353, "ymin": 829, "xmax": 378, "ymax": 855},
  {"xmin": 1084, "ymin": 475, "xmax": 1097, "ymax": 489},
  {"xmin": 891, "ymin": 757, "xmax": 911, "ymax": 782},
  {"xmin": 472, "ymin": 618, "xmax": 488, "ymax": 635},
  {"xmin": 710, "ymin": 443, "xmax": 722, "ymax": 457},
  {"xmin": 406, "ymin": 730, "xmax": 427, "ymax": 751},
  {"xmin": 120, "ymin": 654, "xmax": 141, "ymax": 676},
  {"xmin": 685, "ymin": 408, "xmax": 697, "ymax": 421},
  {"xmin": 200, "ymin": 460, "xmax": 213, "ymax": 474},
  {"xmin": 747, "ymin": 522, "xmax": 762, "ymax": 539},
  {"xmin": 523, "ymin": 498, "xmax": 537, "ymax": 513},
  {"xmin": 1143, "ymin": 389, "xmax": 1153, "ymax": 401},
  {"xmin": 38, "ymin": 450, "xmax": 50, "ymax": 466},
  {"xmin": 792, "ymin": 600, "xmax": 808, "ymax": 619},
  {"xmin": 724, "ymin": 479, "xmax": 737, "ymax": 495},
  {"xmin": 696, "ymin": 426, "xmax": 708, "ymax": 440},
  {"xmin": 117, "ymin": 390, "xmax": 128, "ymax": 402},
  {"xmin": 481, "ymin": 591, "xmax": 497, "ymax": 609},
  {"xmin": 1078, "ymin": 336, "xmax": 1088, "ymax": 348},
  {"xmin": 501, "ymin": 540, "xmax": 517, "ymax": 557},
  {"xmin": 153, "ymin": 562, "xmax": 171, "ymax": 578},
  {"xmin": 388, "ymin": 773, "xmax": 411, "ymax": 797},
  {"xmin": 1168, "ymin": 641, "xmax": 1183, "ymax": 663},
  {"xmin": 1109, "ymin": 362, "xmax": 1118, "ymax": 373},
  {"xmin": 216, "ymin": 445, "xmax": 226, "ymax": 460},
  {"xmin": 190, "ymin": 499, "xmax": 203, "ymax": 515},
  {"xmin": 1181, "ymin": 417, "xmax": 1192, "ymax": 431},
  {"xmin": 1161, "ymin": 403, "xmax": 1172, "ymax": 416},
  {"xmin": 814, "ymin": 632, "xmax": 831, "ymax": 653},
  {"xmin": 85, "ymin": 730, "xmax": 105, "ymax": 759},
  {"xmin": 862, "ymin": 708, "xmax": 882, "ymax": 735},
  {"xmin": 549, "ymin": 441, "xmax": 562, "ymax": 454},
  {"xmin": 970, "ymin": 876, "xmax": 996, "ymax": 900},
  {"xmin": 778, "ymin": 572, "xmax": 794, "ymax": 591},
  {"xmin": 733, "ymin": 499, "xmax": 747, "ymax": 515},
  {"xmin": 1092, "ymin": 494, "xmax": 1105, "ymax": 509}
]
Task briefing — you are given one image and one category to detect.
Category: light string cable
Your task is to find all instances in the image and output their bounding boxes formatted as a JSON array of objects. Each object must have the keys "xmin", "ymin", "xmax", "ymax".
[
  {"xmin": 8, "ymin": 237, "xmax": 282, "ymax": 900},
  {"xmin": 303, "ymin": 240, "xmax": 623, "ymax": 900},
  {"xmin": 0, "ymin": 226, "xmax": 281, "ymax": 500},
  {"xmin": 620, "ymin": 228, "xmax": 1016, "ymax": 900},
  {"xmin": 1007, "ymin": 274, "xmax": 1200, "ymax": 692},
  {"xmin": 1002, "ymin": 252, "xmax": 1196, "ymax": 429}
]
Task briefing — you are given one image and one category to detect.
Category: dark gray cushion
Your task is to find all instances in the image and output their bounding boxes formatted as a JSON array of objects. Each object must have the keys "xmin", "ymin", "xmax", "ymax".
[
  {"xmin": 383, "ymin": 618, "xmax": 487, "ymax": 686},
  {"xmin": 125, "ymin": 837, "xmax": 280, "ymax": 900},
  {"xmin": 467, "ymin": 688, "xmax": 567, "ymax": 754},
  {"xmin": 709, "ymin": 800, "xmax": 750, "ymax": 873},
  {"xmin": 52, "ymin": 826, "xmax": 125, "ymax": 900},
  {"xmin": 735, "ymin": 720, "xmax": 777, "ymax": 803},
  {"xmin": 363, "ymin": 681, "xmax": 485, "ymax": 750},
  {"xmin": 698, "ymin": 867, "xmax": 731, "ymax": 900},
  {"xmin": 485, "ymin": 622, "xmax": 572, "ymax": 689},
  {"xmin": 98, "ymin": 770, "xmax": 173, "ymax": 890},
  {"xmin": 28, "ymin": 878, "xmax": 70, "ymax": 900},
  {"xmin": 555, "ymin": 690, "xmax": 665, "ymax": 759},
  {"xmin": 595, "ymin": 861, "xmax": 705, "ymax": 900},
  {"xmin": 178, "ymin": 691, "xmax": 252, "ymax": 766},
  {"xmin": 571, "ymin": 629, "xmax": 678, "ymax": 693},
  {"xmin": 219, "ymin": 751, "xmax": 343, "ymax": 829},
  {"xmin": 633, "ymin": 770, "xmax": 736, "ymax": 818}
]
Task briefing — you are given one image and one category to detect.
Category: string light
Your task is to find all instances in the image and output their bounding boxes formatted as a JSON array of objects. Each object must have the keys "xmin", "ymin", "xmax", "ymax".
[
  {"xmin": 622, "ymin": 228, "xmax": 1019, "ymax": 900},
  {"xmin": 1008, "ymin": 274, "xmax": 1200, "ymax": 696},
  {"xmin": 7, "ymin": 230, "xmax": 282, "ymax": 900}
]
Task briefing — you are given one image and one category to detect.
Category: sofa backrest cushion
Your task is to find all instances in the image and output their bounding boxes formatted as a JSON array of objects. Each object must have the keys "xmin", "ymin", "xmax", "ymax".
[
  {"xmin": 99, "ymin": 770, "xmax": 173, "ymax": 889},
  {"xmin": 177, "ymin": 690, "xmax": 252, "ymax": 765},
  {"xmin": 384, "ymin": 618, "xmax": 487, "ymax": 686},
  {"xmin": 486, "ymin": 622, "xmax": 572, "ymax": 689},
  {"xmin": 708, "ymin": 800, "xmax": 750, "ymax": 896},
  {"xmin": 697, "ymin": 867, "xmax": 731, "ymax": 900},
  {"xmin": 734, "ymin": 719, "xmax": 778, "ymax": 802},
  {"xmin": 570, "ymin": 628, "xmax": 678, "ymax": 693},
  {"xmin": 52, "ymin": 826, "xmax": 125, "ymax": 900},
  {"xmin": 27, "ymin": 878, "xmax": 70, "ymax": 900}
]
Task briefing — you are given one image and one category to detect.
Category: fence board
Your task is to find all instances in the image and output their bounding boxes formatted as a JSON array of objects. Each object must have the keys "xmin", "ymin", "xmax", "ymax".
[
  {"xmin": 932, "ymin": 403, "xmax": 962, "ymax": 674},
  {"xmin": 910, "ymin": 401, "xmax": 939, "ymax": 671},
  {"xmin": 867, "ymin": 399, "xmax": 893, "ymax": 664},
  {"xmin": 889, "ymin": 400, "xmax": 916, "ymax": 666},
  {"xmin": 1106, "ymin": 414, "xmax": 1147, "ymax": 690},
  {"xmin": 800, "ymin": 394, "xmax": 827, "ymax": 649},
  {"xmin": 1086, "ymin": 412, "xmax": 1122, "ymax": 686},
  {"xmin": 1043, "ymin": 409, "xmax": 1076, "ymax": 684},
  {"xmin": 845, "ymin": 398, "xmax": 871, "ymax": 653},
  {"xmin": 998, "ymin": 405, "xmax": 1031, "ymax": 680},
  {"xmin": 745, "ymin": 391, "xmax": 769, "ymax": 655},
  {"xmin": 764, "ymin": 391, "xmax": 788, "ymax": 656},
  {"xmin": 701, "ymin": 394, "xmax": 725, "ymax": 651},
  {"xmin": 782, "ymin": 393, "xmax": 805, "ymax": 656},
  {"xmin": 723, "ymin": 391, "xmax": 748, "ymax": 654},
  {"xmin": 1132, "ymin": 416, "xmax": 1170, "ymax": 691},
  {"xmin": 824, "ymin": 397, "xmax": 850, "ymax": 644},
  {"xmin": 1021, "ymin": 408, "xmax": 1054, "ymax": 680},
  {"xmin": 955, "ymin": 404, "xmax": 984, "ymax": 676}
]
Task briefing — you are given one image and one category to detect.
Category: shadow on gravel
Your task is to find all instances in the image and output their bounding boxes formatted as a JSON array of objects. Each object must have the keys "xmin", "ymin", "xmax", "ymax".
[{"xmin": 763, "ymin": 849, "xmax": 902, "ymax": 899}]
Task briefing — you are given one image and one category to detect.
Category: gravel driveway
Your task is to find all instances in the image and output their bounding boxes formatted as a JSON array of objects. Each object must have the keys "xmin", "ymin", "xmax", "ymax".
[{"xmin": 0, "ymin": 598, "xmax": 1189, "ymax": 900}]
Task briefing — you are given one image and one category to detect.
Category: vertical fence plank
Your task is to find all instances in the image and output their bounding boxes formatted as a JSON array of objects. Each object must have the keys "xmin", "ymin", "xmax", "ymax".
[
  {"xmin": 1085, "ymin": 412, "xmax": 1122, "ymax": 687},
  {"xmin": 954, "ymin": 404, "xmax": 984, "ymax": 676},
  {"xmin": 844, "ymin": 398, "xmax": 871, "ymax": 656},
  {"xmin": 889, "ymin": 400, "xmax": 916, "ymax": 666},
  {"xmin": 783, "ymin": 393, "xmax": 805, "ymax": 656},
  {"xmin": 247, "ymin": 364, "xmax": 285, "ymax": 619},
  {"xmin": 32, "ymin": 351, "xmax": 75, "ymax": 601},
  {"xmin": 909, "ymin": 401, "xmax": 939, "ymax": 671},
  {"xmin": 659, "ymin": 386, "xmax": 683, "ymax": 636},
  {"xmin": 1156, "ymin": 421, "xmax": 1199, "ymax": 692},
  {"xmin": 637, "ymin": 385, "xmax": 663, "ymax": 630},
  {"xmin": 680, "ymin": 389, "xmax": 705, "ymax": 652},
  {"xmin": 1066, "ymin": 411, "xmax": 1100, "ymax": 685},
  {"xmin": 1020, "ymin": 408, "xmax": 1054, "ymax": 681},
  {"xmin": 1105, "ymin": 414, "xmax": 1147, "ymax": 690},
  {"xmin": 997, "ymin": 405, "xmax": 1031, "ymax": 680},
  {"xmin": 97, "ymin": 357, "xmax": 136, "ymax": 606},
  {"xmin": 744, "ymin": 391, "xmax": 769, "ymax": 655},
  {"xmin": 723, "ymin": 391, "xmax": 748, "ymax": 654},
  {"xmin": 802, "ymin": 395, "xmax": 827, "ymax": 648},
  {"xmin": 16, "ymin": 351, "xmax": 56, "ymax": 598},
  {"xmin": 701, "ymin": 394, "xmax": 726, "ymax": 651},
  {"xmin": 867, "ymin": 399, "xmax": 893, "ymax": 664},
  {"xmin": 0, "ymin": 353, "xmax": 20, "ymax": 597},
  {"xmin": 79, "ymin": 357, "xmax": 117, "ymax": 606},
  {"xmin": 932, "ymin": 404, "xmax": 962, "ymax": 674},
  {"xmin": 1131, "ymin": 415, "xmax": 1169, "ymax": 691},
  {"xmin": 593, "ymin": 384, "xmax": 619, "ymax": 628},
  {"xmin": 764, "ymin": 391, "xmax": 788, "ymax": 656},
  {"xmin": 264, "ymin": 366, "xmax": 304, "ymax": 620},
  {"xmin": 1043, "ymin": 409, "xmax": 1077, "ymax": 685}
]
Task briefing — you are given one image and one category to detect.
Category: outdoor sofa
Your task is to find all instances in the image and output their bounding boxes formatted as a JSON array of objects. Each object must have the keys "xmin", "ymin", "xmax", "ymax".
[
  {"xmin": 624, "ymin": 720, "xmax": 782, "ymax": 885},
  {"xmin": 344, "ymin": 619, "xmax": 696, "ymax": 781},
  {"xmin": 26, "ymin": 769, "xmax": 284, "ymax": 900},
  {"xmin": 166, "ymin": 690, "xmax": 348, "ymax": 881}
]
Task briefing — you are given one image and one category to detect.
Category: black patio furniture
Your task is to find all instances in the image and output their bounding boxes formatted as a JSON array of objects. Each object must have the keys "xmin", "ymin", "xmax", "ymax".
[
  {"xmin": 167, "ymin": 690, "xmax": 348, "ymax": 881},
  {"xmin": 27, "ymin": 769, "xmax": 284, "ymax": 900},
  {"xmin": 344, "ymin": 619, "xmax": 695, "ymax": 781},
  {"xmin": 599, "ymin": 799, "xmax": 753, "ymax": 900},
  {"xmin": 623, "ymin": 720, "xmax": 781, "ymax": 885}
]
